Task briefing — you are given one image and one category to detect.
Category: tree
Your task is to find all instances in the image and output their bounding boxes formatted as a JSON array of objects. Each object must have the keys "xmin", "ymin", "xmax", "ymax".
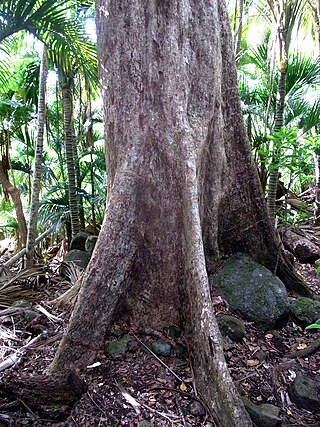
[
  {"xmin": 0, "ymin": 0, "xmax": 97, "ymax": 245},
  {"xmin": 262, "ymin": 0, "xmax": 306, "ymax": 222},
  {"xmin": 58, "ymin": 68, "xmax": 80, "ymax": 237},
  {"xmin": 46, "ymin": 1, "xmax": 312, "ymax": 425},
  {"xmin": 25, "ymin": 47, "xmax": 47, "ymax": 266}
]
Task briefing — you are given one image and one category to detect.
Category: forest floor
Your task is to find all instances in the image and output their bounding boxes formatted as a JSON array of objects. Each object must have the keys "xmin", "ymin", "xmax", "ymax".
[{"xmin": 0, "ymin": 249, "xmax": 320, "ymax": 426}]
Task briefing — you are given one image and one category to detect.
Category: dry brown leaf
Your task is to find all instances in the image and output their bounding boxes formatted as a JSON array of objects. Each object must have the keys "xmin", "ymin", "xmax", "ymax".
[
  {"xmin": 180, "ymin": 382, "xmax": 187, "ymax": 391},
  {"xmin": 246, "ymin": 359, "xmax": 260, "ymax": 367}
]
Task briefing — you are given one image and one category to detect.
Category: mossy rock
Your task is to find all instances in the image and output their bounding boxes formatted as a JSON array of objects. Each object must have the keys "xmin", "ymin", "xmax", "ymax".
[
  {"xmin": 216, "ymin": 253, "xmax": 289, "ymax": 329},
  {"xmin": 289, "ymin": 373, "xmax": 320, "ymax": 412},
  {"xmin": 60, "ymin": 249, "xmax": 91, "ymax": 277},
  {"xmin": 217, "ymin": 315, "xmax": 246, "ymax": 342},
  {"xmin": 70, "ymin": 231, "xmax": 90, "ymax": 252},
  {"xmin": 108, "ymin": 334, "xmax": 131, "ymax": 357},
  {"xmin": 290, "ymin": 297, "xmax": 320, "ymax": 326},
  {"xmin": 242, "ymin": 397, "xmax": 281, "ymax": 427},
  {"xmin": 150, "ymin": 340, "xmax": 172, "ymax": 357}
]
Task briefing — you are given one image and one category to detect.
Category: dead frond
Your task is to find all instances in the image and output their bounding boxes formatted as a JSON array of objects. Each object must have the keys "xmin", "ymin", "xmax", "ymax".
[{"xmin": 48, "ymin": 263, "xmax": 84, "ymax": 310}]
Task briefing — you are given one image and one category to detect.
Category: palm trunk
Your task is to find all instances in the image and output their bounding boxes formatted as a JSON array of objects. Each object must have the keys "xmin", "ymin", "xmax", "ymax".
[
  {"xmin": 59, "ymin": 71, "xmax": 80, "ymax": 238},
  {"xmin": 26, "ymin": 48, "xmax": 48, "ymax": 266},
  {"xmin": 235, "ymin": 0, "xmax": 244, "ymax": 58},
  {"xmin": 267, "ymin": 69, "xmax": 287, "ymax": 223},
  {"xmin": 310, "ymin": 0, "xmax": 320, "ymax": 223},
  {"xmin": 266, "ymin": 0, "xmax": 288, "ymax": 225}
]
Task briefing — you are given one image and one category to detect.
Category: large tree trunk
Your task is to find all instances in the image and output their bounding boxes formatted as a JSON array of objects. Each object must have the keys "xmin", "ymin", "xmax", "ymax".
[
  {"xmin": 48, "ymin": 0, "xmax": 309, "ymax": 425},
  {"xmin": 26, "ymin": 48, "xmax": 47, "ymax": 266}
]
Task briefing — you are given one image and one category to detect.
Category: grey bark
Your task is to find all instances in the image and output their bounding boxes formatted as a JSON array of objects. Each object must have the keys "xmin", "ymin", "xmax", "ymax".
[
  {"xmin": 26, "ymin": 48, "xmax": 48, "ymax": 266},
  {"xmin": 48, "ymin": 0, "xmax": 309, "ymax": 425}
]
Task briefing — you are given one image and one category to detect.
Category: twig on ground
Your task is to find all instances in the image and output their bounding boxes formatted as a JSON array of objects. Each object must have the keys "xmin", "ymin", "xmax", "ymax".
[{"xmin": 131, "ymin": 332, "xmax": 183, "ymax": 383}]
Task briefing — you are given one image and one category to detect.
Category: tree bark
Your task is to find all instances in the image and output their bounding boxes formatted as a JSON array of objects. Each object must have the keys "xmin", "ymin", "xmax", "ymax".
[
  {"xmin": 47, "ymin": 0, "xmax": 309, "ymax": 425},
  {"xmin": 0, "ymin": 159, "xmax": 27, "ymax": 248},
  {"xmin": 235, "ymin": 0, "xmax": 244, "ymax": 58},
  {"xmin": 26, "ymin": 48, "xmax": 47, "ymax": 266},
  {"xmin": 59, "ymin": 70, "xmax": 80, "ymax": 238}
]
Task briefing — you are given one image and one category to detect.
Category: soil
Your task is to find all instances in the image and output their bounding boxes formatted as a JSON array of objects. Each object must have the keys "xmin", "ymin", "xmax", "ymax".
[{"xmin": 0, "ymin": 254, "xmax": 320, "ymax": 427}]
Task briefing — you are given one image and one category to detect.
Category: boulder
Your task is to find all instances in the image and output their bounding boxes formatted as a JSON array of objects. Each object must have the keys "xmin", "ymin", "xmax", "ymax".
[
  {"xmin": 70, "ymin": 231, "xmax": 90, "ymax": 252},
  {"xmin": 288, "ymin": 373, "xmax": 320, "ymax": 412},
  {"xmin": 280, "ymin": 228, "xmax": 320, "ymax": 263},
  {"xmin": 216, "ymin": 253, "xmax": 289, "ymax": 329},
  {"xmin": 217, "ymin": 315, "xmax": 246, "ymax": 342},
  {"xmin": 242, "ymin": 397, "xmax": 281, "ymax": 427},
  {"xmin": 290, "ymin": 297, "xmax": 320, "ymax": 326},
  {"xmin": 60, "ymin": 249, "xmax": 90, "ymax": 277},
  {"xmin": 85, "ymin": 235, "xmax": 98, "ymax": 256}
]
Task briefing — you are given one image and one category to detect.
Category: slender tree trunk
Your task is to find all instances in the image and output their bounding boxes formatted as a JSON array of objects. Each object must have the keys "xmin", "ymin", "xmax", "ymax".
[
  {"xmin": 26, "ymin": 48, "xmax": 48, "ymax": 266},
  {"xmin": 47, "ymin": 1, "xmax": 309, "ymax": 425},
  {"xmin": 235, "ymin": 0, "xmax": 244, "ymax": 58},
  {"xmin": 0, "ymin": 159, "xmax": 27, "ymax": 249},
  {"xmin": 267, "ymin": 0, "xmax": 288, "ymax": 224},
  {"xmin": 310, "ymin": 0, "xmax": 320, "ymax": 223},
  {"xmin": 59, "ymin": 71, "xmax": 80, "ymax": 237},
  {"xmin": 267, "ymin": 69, "xmax": 287, "ymax": 223}
]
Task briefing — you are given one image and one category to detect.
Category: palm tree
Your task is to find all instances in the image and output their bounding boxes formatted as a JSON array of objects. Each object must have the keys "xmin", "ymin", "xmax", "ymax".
[
  {"xmin": 0, "ymin": 0, "xmax": 97, "ymax": 259},
  {"xmin": 239, "ymin": 46, "xmax": 320, "ymax": 225},
  {"xmin": 25, "ymin": 47, "xmax": 47, "ymax": 266},
  {"xmin": 58, "ymin": 68, "xmax": 80, "ymax": 237},
  {"xmin": 253, "ymin": 0, "xmax": 307, "ymax": 223}
]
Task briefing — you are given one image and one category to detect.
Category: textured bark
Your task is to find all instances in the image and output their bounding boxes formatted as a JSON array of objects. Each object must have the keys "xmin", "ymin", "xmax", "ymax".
[
  {"xmin": 59, "ymin": 71, "xmax": 80, "ymax": 237},
  {"xmin": 0, "ymin": 160, "xmax": 27, "ymax": 248},
  {"xmin": 48, "ymin": 0, "xmax": 309, "ymax": 425},
  {"xmin": 0, "ymin": 371, "xmax": 86, "ymax": 418},
  {"xmin": 267, "ymin": 68, "xmax": 287, "ymax": 224},
  {"xmin": 26, "ymin": 48, "xmax": 47, "ymax": 266},
  {"xmin": 235, "ymin": 0, "xmax": 244, "ymax": 58}
]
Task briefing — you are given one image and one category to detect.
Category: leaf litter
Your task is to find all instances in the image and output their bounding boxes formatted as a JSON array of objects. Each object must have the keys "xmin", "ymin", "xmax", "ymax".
[{"xmin": 0, "ymin": 256, "xmax": 319, "ymax": 426}]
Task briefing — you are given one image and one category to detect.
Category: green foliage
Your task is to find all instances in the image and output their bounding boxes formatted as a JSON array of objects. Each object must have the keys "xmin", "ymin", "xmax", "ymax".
[
  {"xmin": 258, "ymin": 127, "xmax": 314, "ymax": 180},
  {"xmin": 305, "ymin": 318, "xmax": 320, "ymax": 330}
]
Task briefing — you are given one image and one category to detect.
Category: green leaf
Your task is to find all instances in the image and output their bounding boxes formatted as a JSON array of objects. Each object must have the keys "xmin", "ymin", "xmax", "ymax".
[{"xmin": 305, "ymin": 323, "xmax": 320, "ymax": 330}]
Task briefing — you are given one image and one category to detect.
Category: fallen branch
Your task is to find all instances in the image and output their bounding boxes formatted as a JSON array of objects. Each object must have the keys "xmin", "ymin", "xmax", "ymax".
[
  {"xmin": 0, "ymin": 331, "xmax": 47, "ymax": 372},
  {"xmin": 0, "ymin": 225, "xmax": 55, "ymax": 272},
  {"xmin": 288, "ymin": 336, "xmax": 320, "ymax": 359}
]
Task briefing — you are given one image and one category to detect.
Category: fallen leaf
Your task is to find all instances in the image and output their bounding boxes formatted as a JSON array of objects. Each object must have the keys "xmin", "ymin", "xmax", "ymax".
[
  {"xmin": 180, "ymin": 382, "xmax": 187, "ymax": 391},
  {"xmin": 247, "ymin": 359, "xmax": 260, "ymax": 367}
]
